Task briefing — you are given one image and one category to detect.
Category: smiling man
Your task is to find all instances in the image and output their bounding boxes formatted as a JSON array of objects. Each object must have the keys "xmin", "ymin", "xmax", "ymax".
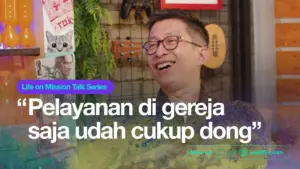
[
  {"xmin": 114, "ymin": 10, "xmax": 297, "ymax": 169},
  {"xmin": 145, "ymin": 12, "xmax": 208, "ymax": 104},
  {"xmin": 142, "ymin": 10, "xmax": 271, "ymax": 146},
  {"xmin": 143, "ymin": 9, "xmax": 299, "ymax": 149}
]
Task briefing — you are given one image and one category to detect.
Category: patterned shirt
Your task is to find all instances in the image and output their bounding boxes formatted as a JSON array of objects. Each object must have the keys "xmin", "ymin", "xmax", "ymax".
[
  {"xmin": 116, "ymin": 86, "xmax": 273, "ymax": 169},
  {"xmin": 154, "ymin": 86, "xmax": 271, "ymax": 145}
]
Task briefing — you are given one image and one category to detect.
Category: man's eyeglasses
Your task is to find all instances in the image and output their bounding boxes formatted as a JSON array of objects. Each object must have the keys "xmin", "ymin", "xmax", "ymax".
[{"xmin": 142, "ymin": 35, "xmax": 203, "ymax": 55}]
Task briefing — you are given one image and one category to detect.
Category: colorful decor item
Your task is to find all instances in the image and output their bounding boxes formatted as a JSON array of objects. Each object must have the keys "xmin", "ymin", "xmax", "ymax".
[{"xmin": 42, "ymin": 0, "xmax": 75, "ymax": 57}]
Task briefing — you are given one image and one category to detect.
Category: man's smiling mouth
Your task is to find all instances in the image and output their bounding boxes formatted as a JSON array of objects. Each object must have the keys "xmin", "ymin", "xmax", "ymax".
[{"xmin": 156, "ymin": 62, "xmax": 175, "ymax": 70}]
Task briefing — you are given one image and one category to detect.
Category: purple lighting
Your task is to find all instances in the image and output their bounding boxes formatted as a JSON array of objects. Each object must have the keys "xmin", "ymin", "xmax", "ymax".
[
  {"xmin": 16, "ymin": 26, "xmax": 20, "ymax": 34},
  {"xmin": 31, "ymin": 0, "xmax": 36, "ymax": 37},
  {"xmin": 0, "ymin": 23, "xmax": 3, "ymax": 33}
]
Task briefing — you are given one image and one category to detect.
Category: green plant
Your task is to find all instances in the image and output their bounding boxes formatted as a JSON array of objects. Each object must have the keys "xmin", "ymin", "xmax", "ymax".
[
  {"xmin": 74, "ymin": 0, "xmax": 114, "ymax": 104},
  {"xmin": 74, "ymin": 0, "xmax": 114, "ymax": 127}
]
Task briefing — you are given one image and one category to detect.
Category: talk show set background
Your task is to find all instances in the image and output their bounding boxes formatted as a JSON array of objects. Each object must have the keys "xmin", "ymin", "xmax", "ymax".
[{"xmin": 0, "ymin": 0, "xmax": 299, "ymax": 169}]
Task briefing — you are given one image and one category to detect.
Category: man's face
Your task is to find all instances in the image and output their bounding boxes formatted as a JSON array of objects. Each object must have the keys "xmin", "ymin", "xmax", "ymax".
[
  {"xmin": 147, "ymin": 19, "xmax": 205, "ymax": 88},
  {"xmin": 61, "ymin": 55, "xmax": 73, "ymax": 76}
]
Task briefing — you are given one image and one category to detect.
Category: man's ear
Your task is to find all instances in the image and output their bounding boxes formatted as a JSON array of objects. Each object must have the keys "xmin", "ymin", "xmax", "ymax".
[{"xmin": 197, "ymin": 46, "xmax": 209, "ymax": 66}]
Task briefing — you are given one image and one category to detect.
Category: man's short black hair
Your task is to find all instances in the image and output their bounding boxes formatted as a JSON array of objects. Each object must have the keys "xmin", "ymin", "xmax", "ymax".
[{"xmin": 147, "ymin": 10, "xmax": 209, "ymax": 45}]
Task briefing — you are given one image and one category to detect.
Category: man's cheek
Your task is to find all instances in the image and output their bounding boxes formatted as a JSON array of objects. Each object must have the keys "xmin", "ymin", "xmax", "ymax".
[
  {"xmin": 149, "ymin": 66, "xmax": 157, "ymax": 76},
  {"xmin": 150, "ymin": 64, "xmax": 156, "ymax": 71}
]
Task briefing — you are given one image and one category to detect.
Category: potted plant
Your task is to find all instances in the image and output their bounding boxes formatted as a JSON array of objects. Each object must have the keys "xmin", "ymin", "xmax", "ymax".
[{"xmin": 74, "ymin": 0, "xmax": 114, "ymax": 126}]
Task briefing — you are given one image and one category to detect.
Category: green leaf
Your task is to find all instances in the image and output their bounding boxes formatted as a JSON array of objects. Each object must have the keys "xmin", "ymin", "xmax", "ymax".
[{"xmin": 74, "ymin": 0, "xmax": 114, "ymax": 131}]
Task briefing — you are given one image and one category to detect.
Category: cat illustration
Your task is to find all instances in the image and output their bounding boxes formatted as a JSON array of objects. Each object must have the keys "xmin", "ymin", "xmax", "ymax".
[{"xmin": 46, "ymin": 30, "xmax": 74, "ymax": 52}]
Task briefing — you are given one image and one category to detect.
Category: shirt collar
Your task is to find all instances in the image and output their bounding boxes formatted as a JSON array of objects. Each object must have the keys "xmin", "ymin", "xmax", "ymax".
[
  {"xmin": 156, "ymin": 83, "xmax": 210, "ymax": 124},
  {"xmin": 156, "ymin": 83, "xmax": 210, "ymax": 104}
]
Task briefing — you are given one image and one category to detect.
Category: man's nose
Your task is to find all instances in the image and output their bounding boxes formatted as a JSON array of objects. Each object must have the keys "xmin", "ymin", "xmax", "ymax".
[{"xmin": 155, "ymin": 42, "xmax": 168, "ymax": 57}]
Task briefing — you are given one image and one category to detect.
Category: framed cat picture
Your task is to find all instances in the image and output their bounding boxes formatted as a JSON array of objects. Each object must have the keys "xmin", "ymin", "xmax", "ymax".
[{"xmin": 42, "ymin": 0, "xmax": 75, "ymax": 57}]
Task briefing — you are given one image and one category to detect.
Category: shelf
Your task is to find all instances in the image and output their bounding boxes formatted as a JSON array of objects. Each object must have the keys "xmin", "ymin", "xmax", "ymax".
[{"xmin": 0, "ymin": 47, "xmax": 40, "ymax": 56}]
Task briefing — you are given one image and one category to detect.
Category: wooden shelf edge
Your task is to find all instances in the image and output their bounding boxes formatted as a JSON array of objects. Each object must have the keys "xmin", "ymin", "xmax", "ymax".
[{"xmin": 0, "ymin": 47, "xmax": 40, "ymax": 56}]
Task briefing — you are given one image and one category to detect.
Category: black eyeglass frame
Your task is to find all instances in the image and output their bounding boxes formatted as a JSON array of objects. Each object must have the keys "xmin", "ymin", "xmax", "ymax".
[{"xmin": 142, "ymin": 35, "xmax": 204, "ymax": 55}]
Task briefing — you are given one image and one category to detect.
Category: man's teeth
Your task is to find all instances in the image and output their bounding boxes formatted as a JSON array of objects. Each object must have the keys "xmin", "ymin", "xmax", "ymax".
[{"xmin": 157, "ymin": 62, "xmax": 174, "ymax": 70}]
